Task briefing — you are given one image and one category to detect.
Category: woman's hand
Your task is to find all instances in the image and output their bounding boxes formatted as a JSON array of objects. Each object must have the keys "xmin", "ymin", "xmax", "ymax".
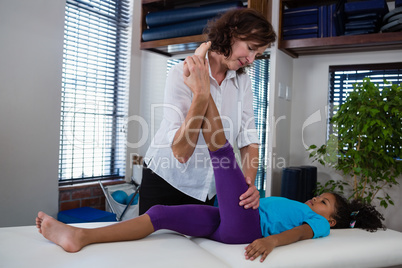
[
  {"xmin": 183, "ymin": 41, "xmax": 211, "ymax": 99},
  {"xmin": 245, "ymin": 237, "xmax": 276, "ymax": 262},
  {"xmin": 239, "ymin": 177, "xmax": 260, "ymax": 209},
  {"xmin": 239, "ymin": 144, "xmax": 259, "ymax": 209}
]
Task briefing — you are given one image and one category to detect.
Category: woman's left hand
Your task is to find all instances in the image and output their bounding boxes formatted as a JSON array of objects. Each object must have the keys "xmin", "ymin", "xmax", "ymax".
[{"xmin": 239, "ymin": 177, "xmax": 260, "ymax": 209}]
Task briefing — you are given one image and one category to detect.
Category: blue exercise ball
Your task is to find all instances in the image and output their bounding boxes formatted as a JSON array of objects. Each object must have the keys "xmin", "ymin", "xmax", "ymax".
[
  {"xmin": 111, "ymin": 190, "xmax": 128, "ymax": 204},
  {"xmin": 126, "ymin": 192, "xmax": 139, "ymax": 205}
]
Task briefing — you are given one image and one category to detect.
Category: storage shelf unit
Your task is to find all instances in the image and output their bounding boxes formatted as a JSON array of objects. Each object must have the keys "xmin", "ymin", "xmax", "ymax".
[
  {"xmin": 279, "ymin": 0, "xmax": 402, "ymax": 58},
  {"xmin": 140, "ymin": 0, "xmax": 272, "ymax": 56}
]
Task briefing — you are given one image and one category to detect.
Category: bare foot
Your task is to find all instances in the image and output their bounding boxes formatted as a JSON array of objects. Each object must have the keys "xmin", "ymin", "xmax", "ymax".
[
  {"xmin": 36, "ymin": 211, "xmax": 85, "ymax": 253},
  {"xmin": 183, "ymin": 41, "xmax": 211, "ymax": 77},
  {"xmin": 194, "ymin": 41, "xmax": 211, "ymax": 58}
]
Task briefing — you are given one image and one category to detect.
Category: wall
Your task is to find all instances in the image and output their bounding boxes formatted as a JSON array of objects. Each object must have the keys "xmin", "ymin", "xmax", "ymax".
[
  {"xmin": 59, "ymin": 184, "xmax": 106, "ymax": 212},
  {"xmin": 137, "ymin": 51, "xmax": 169, "ymax": 157},
  {"xmin": 266, "ymin": 49, "xmax": 294, "ymax": 197},
  {"xmin": 289, "ymin": 50, "xmax": 402, "ymax": 232},
  {"xmin": 0, "ymin": 0, "xmax": 65, "ymax": 227},
  {"xmin": 126, "ymin": 0, "xmax": 175, "ymax": 179},
  {"xmin": 265, "ymin": 0, "xmax": 294, "ymax": 198},
  {"xmin": 126, "ymin": 0, "xmax": 143, "ymax": 180},
  {"xmin": 58, "ymin": 180, "xmax": 125, "ymax": 212}
]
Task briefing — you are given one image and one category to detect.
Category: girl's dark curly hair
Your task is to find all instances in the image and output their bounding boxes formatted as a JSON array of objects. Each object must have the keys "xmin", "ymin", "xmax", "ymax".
[
  {"xmin": 331, "ymin": 192, "xmax": 386, "ymax": 232},
  {"xmin": 204, "ymin": 8, "xmax": 276, "ymax": 74}
]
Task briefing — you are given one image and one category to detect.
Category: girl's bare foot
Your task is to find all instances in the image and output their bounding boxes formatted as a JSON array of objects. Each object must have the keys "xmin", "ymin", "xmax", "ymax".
[
  {"xmin": 184, "ymin": 41, "xmax": 211, "ymax": 77},
  {"xmin": 194, "ymin": 41, "xmax": 211, "ymax": 58},
  {"xmin": 36, "ymin": 211, "xmax": 86, "ymax": 253}
]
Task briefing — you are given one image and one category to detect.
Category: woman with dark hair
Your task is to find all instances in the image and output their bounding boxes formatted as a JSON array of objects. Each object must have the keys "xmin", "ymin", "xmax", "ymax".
[{"xmin": 139, "ymin": 8, "xmax": 277, "ymax": 214}]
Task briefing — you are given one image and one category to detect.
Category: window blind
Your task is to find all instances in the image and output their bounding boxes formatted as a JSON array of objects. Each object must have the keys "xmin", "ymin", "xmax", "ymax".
[
  {"xmin": 249, "ymin": 58, "xmax": 270, "ymax": 196},
  {"xmin": 59, "ymin": 0, "xmax": 131, "ymax": 181},
  {"xmin": 167, "ymin": 59, "xmax": 181, "ymax": 74},
  {"xmin": 328, "ymin": 63, "xmax": 402, "ymax": 136},
  {"xmin": 166, "ymin": 57, "xmax": 271, "ymax": 193}
]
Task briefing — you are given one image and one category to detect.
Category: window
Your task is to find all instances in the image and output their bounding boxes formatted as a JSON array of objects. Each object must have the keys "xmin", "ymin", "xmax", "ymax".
[
  {"xmin": 249, "ymin": 56, "xmax": 271, "ymax": 196},
  {"xmin": 328, "ymin": 63, "xmax": 402, "ymax": 136},
  {"xmin": 167, "ymin": 57, "xmax": 271, "ymax": 194},
  {"xmin": 59, "ymin": 0, "xmax": 131, "ymax": 182}
]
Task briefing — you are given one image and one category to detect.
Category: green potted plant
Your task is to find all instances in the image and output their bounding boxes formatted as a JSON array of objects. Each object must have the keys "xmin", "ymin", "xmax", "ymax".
[{"xmin": 308, "ymin": 78, "xmax": 402, "ymax": 208}]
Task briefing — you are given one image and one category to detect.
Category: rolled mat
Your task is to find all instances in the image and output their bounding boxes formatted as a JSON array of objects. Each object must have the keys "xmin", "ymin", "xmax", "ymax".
[
  {"xmin": 142, "ymin": 18, "xmax": 209, "ymax": 41},
  {"xmin": 145, "ymin": 1, "xmax": 243, "ymax": 28},
  {"xmin": 300, "ymin": 165, "xmax": 317, "ymax": 201},
  {"xmin": 280, "ymin": 167, "xmax": 303, "ymax": 202},
  {"xmin": 281, "ymin": 166, "xmax": 318, "ymax": 202}
]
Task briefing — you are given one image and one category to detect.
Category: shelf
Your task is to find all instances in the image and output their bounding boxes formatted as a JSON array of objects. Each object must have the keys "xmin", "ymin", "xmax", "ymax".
[
  {"xmin": 140, "ymin": 0, "xmax": 272, "ymax": 56},
  {"xmin": 140, "ymin": 34, "xmax": 207, "ymax": 57},
  {"xmin": 278, "ymin": 0, "xmax": 402, "ymax": 58},
  {"xmin": 279, "ymin": 32, "xmax": 402, "ymax": 58}
]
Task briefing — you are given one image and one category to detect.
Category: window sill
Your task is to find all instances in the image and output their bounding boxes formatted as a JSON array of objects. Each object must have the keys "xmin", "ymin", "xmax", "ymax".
[{"xmin": 59, "ymin": 177, "xmax": 125, "ymax": 190}]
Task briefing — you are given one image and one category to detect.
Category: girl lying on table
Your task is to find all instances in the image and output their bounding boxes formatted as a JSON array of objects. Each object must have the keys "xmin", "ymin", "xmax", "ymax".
[{"xmin": 36, "ymin": 44, "xmax": 384, "ymax": 262}]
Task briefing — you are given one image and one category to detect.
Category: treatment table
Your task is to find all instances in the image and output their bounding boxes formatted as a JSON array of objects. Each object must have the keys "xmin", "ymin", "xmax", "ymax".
[{"xmin": 1, "ymin": 222, "xmax": 402, "ymax": 267}]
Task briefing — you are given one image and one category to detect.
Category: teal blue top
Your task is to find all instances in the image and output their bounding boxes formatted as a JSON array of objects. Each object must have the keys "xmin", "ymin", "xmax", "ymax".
[{"xmin": 259, "ymin": 197, "xmax": 330, "ymax": 239}]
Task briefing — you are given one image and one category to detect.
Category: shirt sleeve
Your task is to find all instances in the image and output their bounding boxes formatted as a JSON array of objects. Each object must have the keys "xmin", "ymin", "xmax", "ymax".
[
  {"xmin": 163, "ymin": 62, "xmax": 193, "ymax": 145},
  {"xmin": 304, "ymin": 214, "xmax": 330, "ymax": 239},
  {"xmin": 237, "ymin": 75, "xmax": 260, "ymax": 149}
]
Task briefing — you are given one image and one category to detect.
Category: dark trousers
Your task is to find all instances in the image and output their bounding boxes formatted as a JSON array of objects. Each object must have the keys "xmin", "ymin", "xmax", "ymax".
[{"xmin": 139, "ymin": 164, "xmax": 216, "ymax": 215}]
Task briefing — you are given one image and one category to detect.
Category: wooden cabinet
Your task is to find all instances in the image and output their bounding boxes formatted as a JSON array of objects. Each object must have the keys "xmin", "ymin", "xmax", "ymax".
[
  {"xmin": 140, "ymin": 0, "xmax": 272, "ymax": 56},
  {"xmin": 279, "ymin": 0, "xmax": 402, "ymax": 58}
]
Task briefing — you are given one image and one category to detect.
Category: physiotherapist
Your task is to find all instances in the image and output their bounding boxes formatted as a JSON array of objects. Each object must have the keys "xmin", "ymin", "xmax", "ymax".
[{"xmin": 138, "ymin": 8, "xmax": 276, "ymax": 215}]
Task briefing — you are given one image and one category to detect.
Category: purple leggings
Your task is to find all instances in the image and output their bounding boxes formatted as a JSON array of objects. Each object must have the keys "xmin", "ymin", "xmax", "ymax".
[{"xmin": 146, "ymin": 142, "xmax": 262, "ymax": 244}]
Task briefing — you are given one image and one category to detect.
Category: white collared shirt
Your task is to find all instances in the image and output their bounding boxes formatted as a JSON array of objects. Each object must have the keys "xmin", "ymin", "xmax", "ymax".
[{"xmin": 144, "ymin": 56, "xmax": 259, "ymax": 201}]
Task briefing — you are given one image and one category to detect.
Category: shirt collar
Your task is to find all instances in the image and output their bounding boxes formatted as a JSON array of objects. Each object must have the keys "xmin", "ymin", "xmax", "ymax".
[{"xmin": 206, "ymin": 52, "xmax": 239, "ymax": 89}]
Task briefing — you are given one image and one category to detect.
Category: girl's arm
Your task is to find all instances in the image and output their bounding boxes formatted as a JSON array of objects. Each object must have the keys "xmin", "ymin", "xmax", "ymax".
[{"xmin": 244, "ymin": 224, "xmax": 314, "ymax": 262}]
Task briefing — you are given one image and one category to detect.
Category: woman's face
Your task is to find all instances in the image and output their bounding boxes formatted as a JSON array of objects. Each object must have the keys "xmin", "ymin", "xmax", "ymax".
[{"xmin": 224, "ymin": 39, "xmax": 268, "ymax": 71}]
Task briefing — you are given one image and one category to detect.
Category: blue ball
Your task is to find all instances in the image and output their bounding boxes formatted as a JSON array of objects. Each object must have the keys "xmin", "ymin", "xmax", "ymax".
[
  {"xmin": 111, "ymin": 190, "xmax": 128, "ymax": 204},
  {"xmin": 126, "ymin": 193, "xmax": 139, "ymax": 205}
]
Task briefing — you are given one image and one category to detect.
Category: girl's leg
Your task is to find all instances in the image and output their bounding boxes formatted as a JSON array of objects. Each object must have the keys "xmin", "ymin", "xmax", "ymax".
[
  {"xmin": 201, "ymin": 96, "xmax": 262, "ymax": 244},
  {"xmin": 36, "ymin": 212, "xmax": 154, "ymax": 252},
  {"xmin": 146, "ymin": 204, "xmax": 220, "ymax": 237},
  {"xmin": 144, "ymin": 96, "xmax": 261, "ymax": 244},
  {"xmin": 37, "ymin": 204, "xmax": 220, "ymax": 253},
  {"xmin": 200, "ymin": 95, "xmax": 227, "ymax": 151},
  {"xmin": 207, "ymin": 142, "xmax": 262, "ymax": 243}
]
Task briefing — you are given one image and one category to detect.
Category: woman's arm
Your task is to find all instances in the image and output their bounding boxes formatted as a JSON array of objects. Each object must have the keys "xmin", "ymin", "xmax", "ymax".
[
  {"xmin": 239, "ymin": 144, "xmax": 260, "ymax": 209},
  {"xmin": 244, "ymin": 224, "xmax": 314, "ymax": 262},
  {"xmin": 171, "ymin": 93, "xmax": 209, "ymax": 163},
  {"xmin": 171, "ymin": 43, "xmax": 211, "ymax": 163}
]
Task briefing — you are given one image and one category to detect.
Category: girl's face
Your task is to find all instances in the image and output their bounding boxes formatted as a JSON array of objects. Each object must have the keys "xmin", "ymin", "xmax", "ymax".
[
  {"xmin": 224, "ymin": 39, "xmax": 268, "ymax": 71},
  {"xmin": 305, "ymin": 193, "xmax": 337, "ymax": 227}
]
